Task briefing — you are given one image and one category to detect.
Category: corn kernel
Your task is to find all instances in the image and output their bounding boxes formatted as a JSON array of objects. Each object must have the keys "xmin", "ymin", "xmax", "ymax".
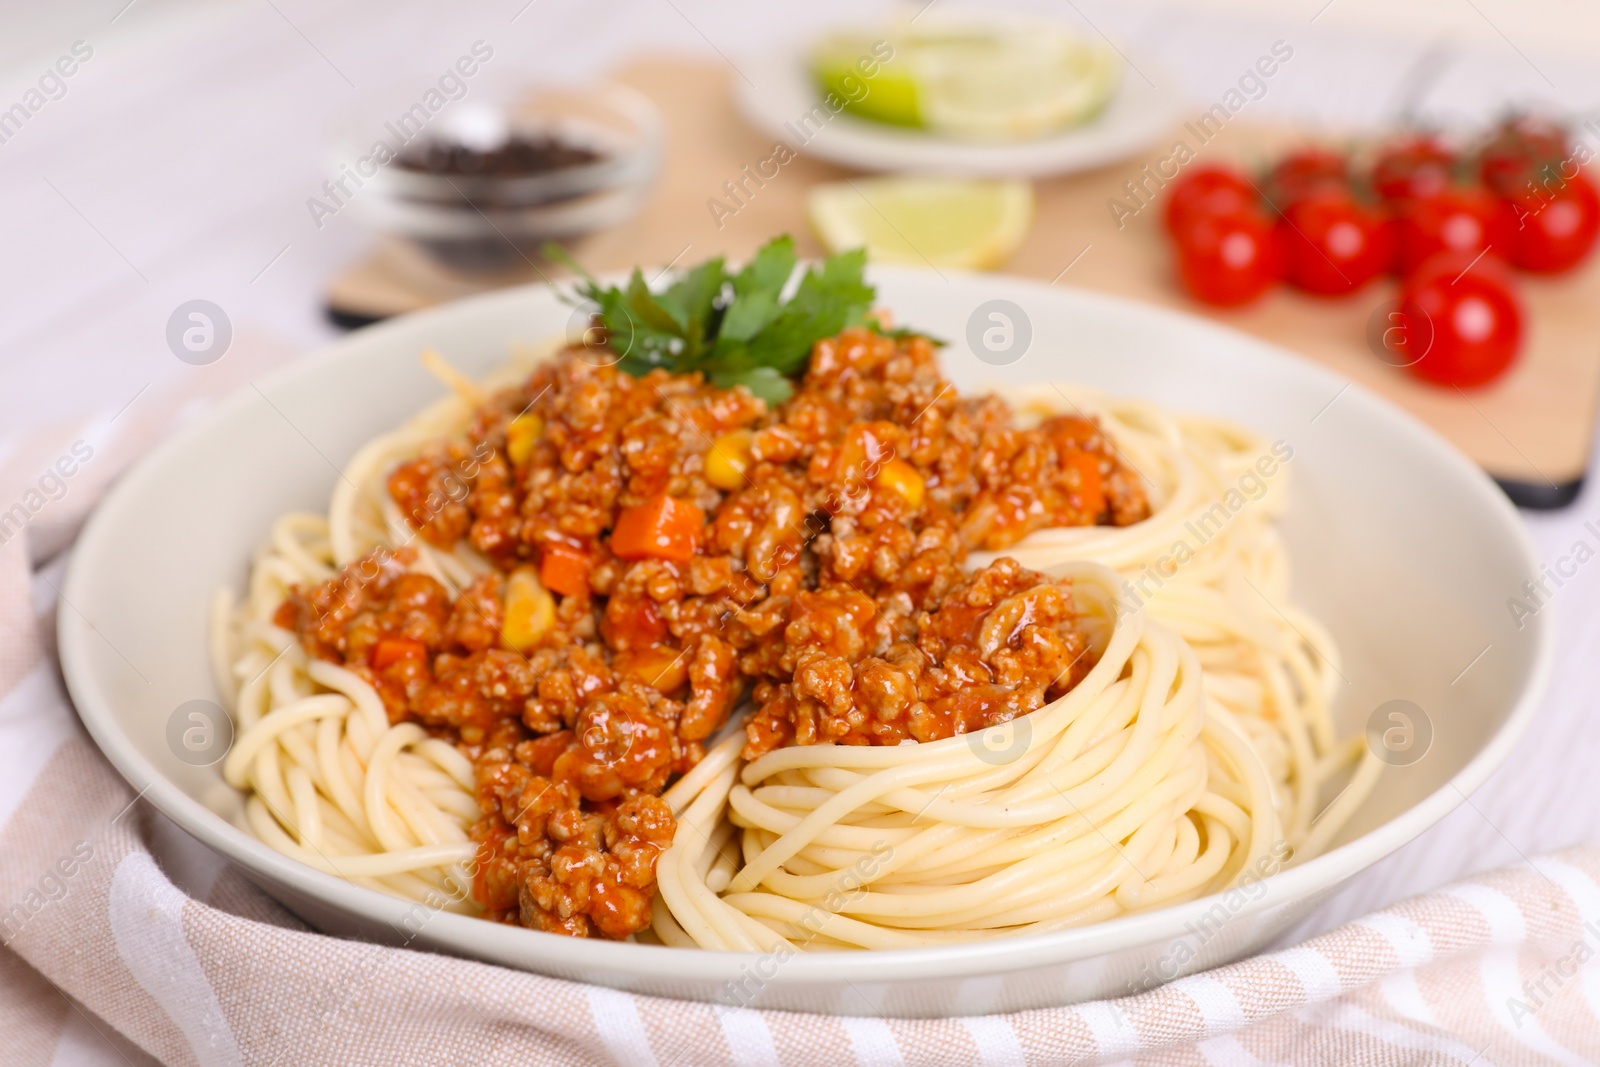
[
  {"xmin": 502, "ymin": 566, "xmax": 555, "ymax": 651},
  {"xmin": 705, "ymin": 429, "xmax": 754, "ymax": 490},
  {"xmin": 875, "ymin": 459, "xmax": 925, "ymax": 509},
  {"xmin": 505, "ymin": 414, "xmax": 544, "ymax": 467}
]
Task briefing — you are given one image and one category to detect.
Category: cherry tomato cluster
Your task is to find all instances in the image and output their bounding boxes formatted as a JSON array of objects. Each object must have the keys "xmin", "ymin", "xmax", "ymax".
[{"xmin": 1163, "ymin": 115, "xmax": 1600, "ymax": 388}]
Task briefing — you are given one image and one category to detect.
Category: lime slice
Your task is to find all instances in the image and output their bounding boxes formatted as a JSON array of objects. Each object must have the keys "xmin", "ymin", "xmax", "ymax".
[
  {"xmin": 810, "ymin": 23, "xmax": 1122, "ymax": 142},
  {"xmin": 813, "ymin": 39, "xmax": 921, "ymax": 128},
  {"xmin": 807, "ymin": 178, "xmax": 1034, "ymax": 270},
  {"xmin": 915, "ymin": 32, "xmax": 1121, "ymax": 141}
]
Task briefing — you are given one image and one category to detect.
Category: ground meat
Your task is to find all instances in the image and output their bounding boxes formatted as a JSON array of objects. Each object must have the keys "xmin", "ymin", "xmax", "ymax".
[
  {"xmin": 557, "ymin": 688, "xmax": 680, "ymax": 801},
  {"xmin": 386, "ymin": 444, "xmax": 484, "ymax": 549},
  {"xmin": 413, "ymin": 650, "xmax": 537, "ymax": 731},
  {"xmin": 681, "ymin": 634, "xmax": 739, "ymax": 741},
  {"xmin": 273, "ymin": 326, "xmax": 1148, "ymax": 940},
  {"xmin": 445, "ymin": 573, "xmax": 504, "ymax": 652},
  {"xmin": 742, "ymin": 559, "xmax": 1094, "ymax": 756},
  {"xmin": 520, "ymin": 793, "xmax": 676, "ymax": 940},
  {"xmin": 273, "ymin": 547, "xmax": 438, "ymax": 663},
  {"xmin": 472, "ymin": 738, "xmax": 675, "ymax": 939}
]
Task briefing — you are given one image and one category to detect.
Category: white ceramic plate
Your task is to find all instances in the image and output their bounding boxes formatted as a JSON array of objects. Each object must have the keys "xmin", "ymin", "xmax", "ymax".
[
  {"xmin": 60, "ymin": 267, "xmax": 1551, "ymax": 1017},
  {"xmin": 731, "ymin": 44, "xmax": 1183, "ymax": 178}
]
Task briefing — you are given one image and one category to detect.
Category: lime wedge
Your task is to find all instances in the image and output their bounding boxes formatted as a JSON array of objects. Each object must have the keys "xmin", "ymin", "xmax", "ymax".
[
  {"xmin": 813, "ymin": 41, "xmax": 921, "ymax": 128},
  {"xmin": 810, "ymin": 23, "xmax": 1122, "ymax": 142},
  {"xmin": 916, "ymin": 33, "xmax": 1121, "ymax": 141},
  {"xmin": 807, "ymin": 178, "xmax": 1034, "ymax": 270}
]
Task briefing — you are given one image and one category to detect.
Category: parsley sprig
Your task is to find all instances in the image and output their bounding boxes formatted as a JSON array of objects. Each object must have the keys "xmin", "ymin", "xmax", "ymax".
[{"xmin": 547, "ymin": 236, "xmax": 890, "ymax": 404}]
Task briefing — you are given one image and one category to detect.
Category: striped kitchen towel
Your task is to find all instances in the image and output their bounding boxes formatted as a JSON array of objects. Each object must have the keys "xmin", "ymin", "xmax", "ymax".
[{"xmin": 2, "ymin": 374, "xmax": 1598, "ymax": 1067}]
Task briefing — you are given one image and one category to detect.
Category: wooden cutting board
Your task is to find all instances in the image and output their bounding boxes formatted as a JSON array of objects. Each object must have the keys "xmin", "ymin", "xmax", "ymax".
[{"xmin": 328, "ymin": 57, "xmax": 1600, "ymax": 509}]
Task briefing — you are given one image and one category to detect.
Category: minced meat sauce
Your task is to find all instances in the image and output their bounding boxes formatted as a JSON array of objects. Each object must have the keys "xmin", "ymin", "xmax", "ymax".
[{"xmin": 274, "ymin": 326, "xmax": 1149, "ymax": 939}]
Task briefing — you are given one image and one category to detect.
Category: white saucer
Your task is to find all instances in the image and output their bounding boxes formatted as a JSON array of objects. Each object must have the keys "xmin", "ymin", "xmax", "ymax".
[{"xmin": 731, "ymin": 43, "xmax": 1184, "ymax": 178}]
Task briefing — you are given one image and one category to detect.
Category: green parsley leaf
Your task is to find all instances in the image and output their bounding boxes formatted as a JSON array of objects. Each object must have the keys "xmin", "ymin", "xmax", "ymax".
[
  {"xmin": 655, "ymin": 256, "xmax": 726, "ymax": 358},
  {"xmin": 741, "ymin": 247, "xmax": 874, "ymax": 375},
  {"xmin": 545, "ymin": 237, "xmax": 928, "ymax": 404},
  {"xmin": 711, "ymin": 366, "xmax": 794, "ymax": 405},
  {"xmin": 717, "ymin": 236, "xmax": 798, "ymax": 345}
]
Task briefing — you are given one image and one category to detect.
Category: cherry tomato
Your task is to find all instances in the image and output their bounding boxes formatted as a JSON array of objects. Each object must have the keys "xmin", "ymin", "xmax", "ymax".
[
  {"xmin": 1478, "ymin": 114, "xmax": 1570, "ymax": 197},
  {"xmin": 1172, "ymin": 208, "xmax": 1282, "ymax": 307},
  {"xmin": 1388, "ymin": 250, "xmax": 1522, "ymax": 388},
  {"xmin": 1277, "ymin": 189, "xmax": 1389, "ymax": 295},
  {"xmin": 1372, "ymin": 136, "xmax": 1456, "ymax": 202},
  {"xmin": 1163, "ymin": 165, "xmax": 1257, "ymax": 235},
  {"xmin": 1267, "ymin": 147, "xmax": 1348, "ymax": 206},
  {"xmin": 1393, "ymin": 186, "xmax": 1513, "ymax": 275},
  {"xmin": 1500, "ymin": 169, "xmax": 1600, "ymax": 273}
]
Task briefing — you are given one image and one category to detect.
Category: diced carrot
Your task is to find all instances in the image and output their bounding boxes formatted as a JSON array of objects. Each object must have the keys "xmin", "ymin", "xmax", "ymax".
[
  {"xmin": 610, "ymin": 493, "xmax": 704, "ymax": 561},
  {"xmin": 371, "ymin": 636, "xmax": 427, "ymax": 669},
  {"xmin": 539, "ymin": 543, "xmax": 593, "ymax": 597},
  {"xmin": 1065, "ymin": 450, "xmax": 1105, "ymax": 519}
]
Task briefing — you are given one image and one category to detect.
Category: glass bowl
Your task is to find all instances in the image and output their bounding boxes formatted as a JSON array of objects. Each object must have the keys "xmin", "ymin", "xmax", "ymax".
[{"xmin": 335, "ymin": 81, "xmax": 662, "ymax": 273}]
